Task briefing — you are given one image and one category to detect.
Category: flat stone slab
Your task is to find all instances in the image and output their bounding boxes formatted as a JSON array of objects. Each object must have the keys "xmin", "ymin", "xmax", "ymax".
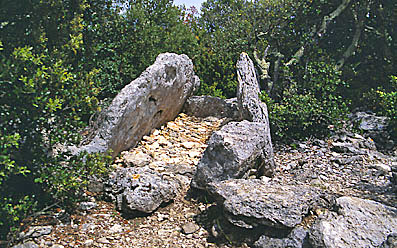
[
  {"xmin": 309, "ymin": 196, "xmax": 397, "ymax": 248},
  {"xmin": 80, "ymin": 53, "xmax": 199, "ymax": 157},
  {"xmin": 208, "ymin": 179, "xmax": 328, "ymax": 229}
]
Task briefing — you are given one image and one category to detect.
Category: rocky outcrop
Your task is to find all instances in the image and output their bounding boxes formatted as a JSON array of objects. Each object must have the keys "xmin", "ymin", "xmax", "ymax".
[
  {"xmin": 183, "ymin": 96, "xmax": 239, "ymax": 119},
  {"xmin": 207, "ymin": 179, "xmax": 331, "ymax": 230},
  {"xmin": 104, "ymin": 167, "xmax": 178, "ymax": 214},
  {"xmin": 191, "ymin": 121, "xmax": 275, "ymax": 189},
  {"xmin": 350, "ymin": 111, "xmax": 394, "ymax": 150},
  {"xmin": 80, "ymin": 53, "xmax": 200, "ymax": 157},
  {"xmin": 309, "ymin": 196, "xmax": 397, "ymax": 248}
]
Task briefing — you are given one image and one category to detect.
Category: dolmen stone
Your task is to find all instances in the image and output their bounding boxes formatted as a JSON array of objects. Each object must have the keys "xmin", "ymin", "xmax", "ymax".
[
  {"xmin": 80, "ymin": 53, "xmax": 200, "ymax": 157},
  {"xmin": 207, "ymin": 179, "xmax": 327, "ymax": 229},
  {"xmin": 183, "ymin": 95, "xmax": 239, "ymax": 119},
  {"xmin": 104, "ymin": 167, "xmax": 178, "ymax": 214},
  {"xmin": 309, "ymin": 196, "xmax": 397, "ymax": 248},
  {"xmin": 236, "ymin": 52, "xmax": 270, "ymax": 124},
  {"xmin": 191, "ymin": 52, "xmax": 275, "ymax": 189},
  {"xmin": 192, "ymin": 121, "xmax": 275, "ymax": 189}
]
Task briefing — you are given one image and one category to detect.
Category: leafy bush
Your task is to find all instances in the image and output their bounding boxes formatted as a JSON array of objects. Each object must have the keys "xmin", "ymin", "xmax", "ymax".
[
  {"xmin": 363, "ymin": 75, "xmax": 397, "ymax": 138},
  {"xmin": 262, "ymin": 62, "xmax": 350, "ymax": 141},
  {"xmin": 0, "ymin": 14, "xmax": 109, "ymax": 238}
]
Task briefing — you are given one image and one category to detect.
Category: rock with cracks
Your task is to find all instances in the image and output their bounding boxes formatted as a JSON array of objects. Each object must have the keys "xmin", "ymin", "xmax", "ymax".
[
  {"xmin": 236, "ymin": 52, "xmax": 270, "ymax": 124},
  {"xmin": 192, "ymin": 121, "xmax": 275, "ymax": 189},
  {"xmin": 309, "ymin": 196, "xmax": 397, "ymax": 248},
  {"xmin": 254, "ymin": 226, "xmax": 309, "ymax": 248},
  {"xmin": 80, "ymin": 53, "xmax": 199, "ymax": 157},
  {"xmin": 183, "ymin": 95, "xmax": 239, "ymax": 119},
  {"xmin": 104, "ymin": 167, "xmax": 178, "ymax": 214},
  {"xmin": 207, "ymin": 179, "xmax": 330, "ymax": 229}
]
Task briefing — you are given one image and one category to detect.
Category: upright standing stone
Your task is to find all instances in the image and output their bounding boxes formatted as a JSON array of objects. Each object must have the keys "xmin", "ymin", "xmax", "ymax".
[
  {"xmin": 236, "ymin": 52, "xmax": 275, "ymax": 172},
  {"xmin": 236, "ymin": 52, "xmax": 269, "ymax": 124},
  {"xmin": 80, "ymin": 53, "xmax": 200, "ymax": 157}
]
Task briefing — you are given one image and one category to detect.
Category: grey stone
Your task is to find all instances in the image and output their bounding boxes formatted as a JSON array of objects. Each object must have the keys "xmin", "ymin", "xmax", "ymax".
[
  {"xmin": 236, "ymin": 52, "xmax": 269, "ymax": 124},
  {"xmin": 380, "ymin": 234, "xmax": 397, "ymax": 248},
  {"xmin": 309, "ymin": 196, "xmax": 397, "ymax": 248},
  {"xmin": 79, "ymin": 201, "xmax": 97, "ymax": 211},
  {"xmin": 182, "ymin": 222, "xmax": 200, "ymax": 234},
  {"xmin": 123, "ymin": 152, "xmax": 152, "ymax": 167},
  {"xmin": 207, "ymin": 179, "xmax": 328, "ymax": 229},
  {"xmin": 19, "ymin": 226, "xmax": 52, "ymax": 239},
  {"xmin": 80, "ymin": 53, "xmax": 200, "ymax": 157},
  {"xmin": 12, "ymin": 242, "xmax": 39, "ymax": 248},
  {"xmin": 254, "ymin": 226, "xmax": 308, "ymax": 248},
  {"xmin": 351, "ymin": 112, "xmax": 389, "ymax": 131},
  {"xmin": 183, "ymin": 96, "xmax": 240, "ymax": 119},
  {"xmin": 104, "ymin": 167, "xmax": 178, "ymax": 214},
  {"xmin": 192, "ymin": 121, "xmax": 275, "ymax": 189},
  {"xmin": 87, "ymin": 176, "xmax": 104, "ymax": 193},
  {"xmin": 331, "ymin": 142, "xmax": 366, "ymax": 155},
  {"xmin": 349, "ymin": 112, "xmax": 394, "ymax": 150},
  {"xmin": 97, "ymin": 237, "xmax": 110, "ymax": 244}
]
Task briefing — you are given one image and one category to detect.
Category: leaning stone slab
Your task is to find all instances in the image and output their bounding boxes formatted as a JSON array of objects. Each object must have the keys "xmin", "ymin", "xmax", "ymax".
[
  {"xmin": 236, "ymin": 52, "xmax": 270, "ymax": 124},
  {"xmin": 104, "ymin": 167, "xmax": 178, "ymax": 214},
  {"xmin": 207, "ymin": 179, "xmax": 328, "ymax": 229},
  {"xmin": 183, "ymin": 95, "xmax": 239, "ymax": 119},
  {"xmin": 309, "ymin": 196, "xmax": 397, "ymax": 248},
  {"xmin": 191, "ymin": 121, "xmax": 275, "ymax": 189},
  {"xmin": 80, "ymin": 53, "xmax": 200, "ymax": 157}
]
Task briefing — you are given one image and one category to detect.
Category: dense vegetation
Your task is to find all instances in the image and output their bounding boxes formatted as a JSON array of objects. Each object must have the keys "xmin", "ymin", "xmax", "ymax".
[{"xmin": 0, "ymin": 0, "xmax": 395, "ymax": 240}]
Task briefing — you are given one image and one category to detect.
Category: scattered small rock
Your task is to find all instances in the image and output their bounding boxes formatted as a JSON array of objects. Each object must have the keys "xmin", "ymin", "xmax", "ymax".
[{"xmin": 182, "ymin": 222, "xmax": 200, "ymax": 234}]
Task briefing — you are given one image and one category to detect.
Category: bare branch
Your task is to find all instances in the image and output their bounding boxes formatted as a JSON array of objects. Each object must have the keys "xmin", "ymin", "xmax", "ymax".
[{"xmin": 286, "ymin": 0, "xmax": 352, "ymax": 66}]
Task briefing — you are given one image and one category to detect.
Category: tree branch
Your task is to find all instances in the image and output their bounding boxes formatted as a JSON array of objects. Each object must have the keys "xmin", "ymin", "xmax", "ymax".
[{"xmin": 286, "ymin": 0, "xmax": 352, "ymax": 66}]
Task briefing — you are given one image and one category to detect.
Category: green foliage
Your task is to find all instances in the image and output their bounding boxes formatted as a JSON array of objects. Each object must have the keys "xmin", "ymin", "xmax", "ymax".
[
  {"xmin": 35, "ymin": 151, "xmax": 111, "ymax": 206},
  {"xmin": 85, "ymin": 0, "xmax": 199, "ymax": 99},
  {"xmin": 0, "ymin": 1, "xmax": 110, "ymax": 238},
  {"xmin": 262, "ymin": 62, "xmax": 350, "ymax": 140}
]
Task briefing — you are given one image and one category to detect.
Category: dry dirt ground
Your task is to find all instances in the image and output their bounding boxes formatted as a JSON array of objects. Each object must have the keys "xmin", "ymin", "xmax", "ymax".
[{"xmin": 12, "ymin": 114, "xmax": 396, "ymax": 248}]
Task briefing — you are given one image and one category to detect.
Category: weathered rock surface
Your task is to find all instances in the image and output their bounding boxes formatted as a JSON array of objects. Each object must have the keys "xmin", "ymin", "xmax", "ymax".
[
  {"xmin": 18, "ymin": 226, "xmax": 53, "ymax": 239},
  {"xmin": 192, "ymin": 121, "xmax": 275, "ymax": 189},
  {"xmin": 309, "ymin": 196, "xmax": 397, "ymax": 248},
  {"xmin": 254, "ymin": 226, "xmax": 309, "ymax": 248},
  {"xmin": 104, "ymin": 167, "xmax": 178, "ymax": 214},
  {"xmin": 350, "ymin": 111, "xmax": 394, "ymax": 150},
  {"xmin": 236, "ymin": 52, "xmax": 270, "ymax": 124},
  {"xmin": 380, "ymin": 234, "xmax": 397, "ymax": 248},
  {"xmin": 80, "ymin": 53, "xmax": 200, "ymax": 157},
  {"xmin": 207, "ymin": 179, "xmax": 330, "ymax": 229},
  {"xmin": 183, "ymin": 95, "xmax": 239, "ymax": 119},
  {"xmin": 12, "ymin": 242, "xmax": 39, "ymax": 248}
]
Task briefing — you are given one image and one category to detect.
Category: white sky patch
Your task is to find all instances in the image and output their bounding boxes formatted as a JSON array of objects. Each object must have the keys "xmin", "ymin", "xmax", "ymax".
[{"xmin": 173, "ymin": 0, "xmax": 205, "ymax": 10}]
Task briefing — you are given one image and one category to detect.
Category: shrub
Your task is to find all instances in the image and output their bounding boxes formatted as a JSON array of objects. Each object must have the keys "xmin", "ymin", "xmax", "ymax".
[
  {"xmin": 262, "ymin": 61, "xmax": 350, "ymax": 141},
  {"xmin": 363, "ymin": 75, "xmax": 397, "ymax": 138}
]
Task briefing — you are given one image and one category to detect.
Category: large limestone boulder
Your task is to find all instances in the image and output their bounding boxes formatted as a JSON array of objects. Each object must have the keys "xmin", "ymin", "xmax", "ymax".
[
  {"xmin": 191, "ymin": 121, "xmax": 275, "ymax": 189},
  {"xmin": 104, "ymin": 167, "xmax": 178, "ymax": 214},
  {"xmin": 309, "ymin": 196, "xmax": 397, "ymax": 248},
  {"xmin": 207, "ymin": 179, "xmax": 329, "ymax": 229},
  {"xmin": 81, "ymin": 53, "xmax": 199, "ymax": 157}
]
